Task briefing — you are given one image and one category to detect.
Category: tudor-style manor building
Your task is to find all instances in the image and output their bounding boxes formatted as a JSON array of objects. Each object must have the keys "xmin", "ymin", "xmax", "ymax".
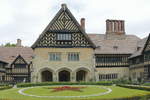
[
  {"xmin": 31, "ymin": 4, "xmax": 96, "ymax": 82},
  {"xmin": 0, "ymin": 4, "xmax": 150, "ymax": 83}
]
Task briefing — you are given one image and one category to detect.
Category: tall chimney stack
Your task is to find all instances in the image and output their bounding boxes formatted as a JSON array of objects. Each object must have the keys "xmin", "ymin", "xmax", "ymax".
[
  {"xmin": 106, "ymin": 19, "xmax": 125, "ymax": 35},
  {"xmin": 16, "ymin": 39, "xmax": 22, "ymax": 47},
  {"xmin": 61, "ymin": 3, "xmax": 67, "ymax": 10},
  {"xmin": 80, "ymin": 18, "xmax": 85, "ymax": 31}
]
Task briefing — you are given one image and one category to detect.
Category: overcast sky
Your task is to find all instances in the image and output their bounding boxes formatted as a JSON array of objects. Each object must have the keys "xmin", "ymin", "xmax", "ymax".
[{"xmin": 0, "ymin": 0, "xmax": 150, "ymax": 46}]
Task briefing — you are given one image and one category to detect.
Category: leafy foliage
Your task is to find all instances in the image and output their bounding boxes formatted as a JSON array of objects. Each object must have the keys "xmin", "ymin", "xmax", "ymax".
[
  {"xmin": 0, "ymin": 85, "xmax": 13, "ymax": 90},
  {"xmin": 117, "ymin": 84, "xmax": 150, "ymax": 91},
  {"xmin": 4, "ymin": 43, "xmax": 16, "ymax": 47},
  {"xmin": 143, "ymin": 83, "xmax": 150, "ymax": 86}
]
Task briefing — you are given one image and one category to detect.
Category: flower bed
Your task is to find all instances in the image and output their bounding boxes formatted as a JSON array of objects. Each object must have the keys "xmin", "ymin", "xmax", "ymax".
[{"xmin": 48, "ymin": 86, "xmax": 86, "ymax": 92}]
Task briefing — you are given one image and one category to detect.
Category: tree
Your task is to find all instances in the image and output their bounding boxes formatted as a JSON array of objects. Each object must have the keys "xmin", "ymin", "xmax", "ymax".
[{"xmin": 4, "ymin": 43, "xmax": 16, "ymax": 47}]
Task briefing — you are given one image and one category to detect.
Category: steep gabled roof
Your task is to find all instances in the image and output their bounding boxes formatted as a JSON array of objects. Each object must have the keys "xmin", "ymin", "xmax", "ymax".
[
  {"xmin": 142, "ymin": 33, "xmax": 150, "ymax": 53},
  {"xmin": 88, "ymin": 34, "xmax": 140, "ymax": 54},
  {"xmin": 129, "ymin": 37, "xmax": 148, "ymax": 58},
  {"xmin": 11, "ymin": 55, "xmax": 28, "ymax": 65},
  {"xmin": 31, "ymin": 4, "xmax": 95, "ymax": 49},
  {"xmin": 0, "ymin": 59, "xmax": 8, "ymax": 64},
  {"xmin": 0, "ymin": 47, "xmax": 33, "ymax": 65}
]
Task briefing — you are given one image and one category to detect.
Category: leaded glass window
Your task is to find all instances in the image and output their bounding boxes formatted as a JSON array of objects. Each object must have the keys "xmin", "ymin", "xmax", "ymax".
[
  {"xmin": 0, "ymin": 63, "xmax": 3, "ymax": 68},
  {"xmin": 57, "ymin": 34, "xmax": 71, "ymax": 41},
  {"xmin": 14, "ymin": 64, "xmax": 26, "ymax": 68},
  {"xmin": 49, "ymin": 52, "xmax": 61, "ymax": 61},
  {"xmin": 68, "ymin": 52, "xmax": 79, "ymax": 61},
  {"xmin": 99, "ymin": 73, "xmax": 118, "ymax": 80}
]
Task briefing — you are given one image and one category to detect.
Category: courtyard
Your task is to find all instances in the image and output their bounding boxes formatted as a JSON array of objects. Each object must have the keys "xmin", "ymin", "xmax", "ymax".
[{"xmin": 0, "ymin": 85, "xmax": 149, "ymax": 100}]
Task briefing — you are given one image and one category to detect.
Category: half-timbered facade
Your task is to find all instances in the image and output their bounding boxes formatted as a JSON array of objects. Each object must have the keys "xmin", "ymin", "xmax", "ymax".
[
  {"xmin": 0, "ymin": 4, "xmax": 150, "ymax": 83},
  {"xmin": 31, "ymin": 4, "xmax": 95, "ymax": 82},
  {"xmin": 0, "ymin": 46, "xmax": 33, "ymax": 83},
  {"xmin": 0, "ymin": 60, "xmax": 8, "ymax": 81},
  {"xmin": 129, "ymin": 35, "xmax": 150, "ymax": 82},
  {"xmin": 30, "ymin": 4, "xmax": 149, "ymax": 82}
]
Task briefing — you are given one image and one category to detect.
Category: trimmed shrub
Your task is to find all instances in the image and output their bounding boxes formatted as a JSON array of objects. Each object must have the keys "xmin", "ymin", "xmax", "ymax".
[
  {"xmin": 17, "ymin": 81, "xmax": 113, "ymax": 87},
  {"xmin": 112, "ymin": 79, "xmax": 132, "ymax": 84},
  {"xmin": 0, "ymin": 85, "xmax": 13, "ymax": 90},
  {"xmin": 0, "ymin": 84, "xmax": 8, "ymax": 86},
  {"xmin": 117, "ymin": 84, "xmax": 150, "ymax": 91},
  {"xmin": 112, "ymin": 95, "xmax": 150, "ymax": 100},
  {"xmin": 143, "ymin": 82, "xmax": 150, "ymax": 86}
]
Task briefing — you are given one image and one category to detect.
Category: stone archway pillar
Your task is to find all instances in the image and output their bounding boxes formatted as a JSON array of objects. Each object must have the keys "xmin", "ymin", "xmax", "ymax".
[
  {"xmin": 37, "ymin": 73, "xmax": 40, "ymax": 82},
  {"xmin": 54, "ymin": 72, "xmax": 58, "ymax": 82},
  {"xmin": 71, "ymin": 72, "xmax": 76, "ymax": 82}
]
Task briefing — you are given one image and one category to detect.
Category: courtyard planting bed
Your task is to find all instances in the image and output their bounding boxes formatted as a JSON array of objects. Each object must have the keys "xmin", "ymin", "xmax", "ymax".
[{"xmin": 0, "ymin": 85, "xmax": 150, "ymax": 100}]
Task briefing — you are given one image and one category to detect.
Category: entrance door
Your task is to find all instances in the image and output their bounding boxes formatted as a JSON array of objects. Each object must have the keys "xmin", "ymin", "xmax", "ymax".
[
  {"xmin": 59, "ymin": 70, "xmax": 70, "ymax": 81},
  {"xmin": 41, "ymin": 70, "xmax": 53, "ymax": 82},
  {"xmin": 148, "ymin": 66, "xmax": 150, "ymax": 80},
  {"xmin": 76, "ymin": 70, "xmax": 87, "ymax": 81}
]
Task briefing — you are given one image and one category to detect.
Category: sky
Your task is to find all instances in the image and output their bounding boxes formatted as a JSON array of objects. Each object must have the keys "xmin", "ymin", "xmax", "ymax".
[{"xmin": 0, "ymin": 0, "xmax": 150, "ymax": 46}]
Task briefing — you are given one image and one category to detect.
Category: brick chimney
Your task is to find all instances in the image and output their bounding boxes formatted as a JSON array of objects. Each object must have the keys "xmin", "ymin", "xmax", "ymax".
[
  {"xmin": 80, "ymin": 18, "xmax": 85, "ymax": 31},
  {"xmin": 16, "ymin": 39, "xmax": 22, "ymax": 47},
  {"xmin": 106, "ymin": 19, "xmax": 125, "ymax": 35},
  {"xmin": 61, "ymin": 3, "xmax": 67, "ymax": 10}
]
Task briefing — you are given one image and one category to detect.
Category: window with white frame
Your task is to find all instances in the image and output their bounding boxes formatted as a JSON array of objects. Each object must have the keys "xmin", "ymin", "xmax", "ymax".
[
  {"xmin": 0, "ymin": 63, "xmax": 3, "ymax": 68},
  {"xmin": 57, "ymin": 34, "xmax": 71, "ymax": 41},
  {"xmin": 99, "ymin": 73, "xmax": 118, "ymax": 80},
  {"xmin": 68, "ymin": 52, "xmax": 79, "ymax": 61},
  {"xmin": 49, "ymin": 52, "xmax": 61, "ymax": 61}
]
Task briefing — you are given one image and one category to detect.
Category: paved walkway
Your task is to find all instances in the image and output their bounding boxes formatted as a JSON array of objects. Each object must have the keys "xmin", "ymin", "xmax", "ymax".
[{"xmin": 18, "ymin": 85, "xmax": 112, "ymax": 98}]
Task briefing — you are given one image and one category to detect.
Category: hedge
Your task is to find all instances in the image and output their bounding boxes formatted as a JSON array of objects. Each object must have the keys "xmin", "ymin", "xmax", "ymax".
[
  {"xmin": 112, "ymin": 95, "xmax": 150, "ymax": 100},
  {"xmin": 143, "ymin": 83, "xmax": 150, "ymax": 86},
  {"xmin": 17, "ymin": 81, "xmax": 113, "ymax": 87},
  {"xmin": 1, "ymin": 94, "xmax": 150, "ymax": 100},
  {"xmin": 0, "ymin": 84, "xmax": 9, "ymax": 86},
  {"xmin": 117, "ymin": 84, "xmax": 150, "ymax": 91},
  {"xmin": 0, "ymin": 86, "xmax": 13, "ymax": 90}
]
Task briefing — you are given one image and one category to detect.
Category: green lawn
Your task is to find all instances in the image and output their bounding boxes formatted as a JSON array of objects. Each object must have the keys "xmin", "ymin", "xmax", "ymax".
[
  {"xmin": 0, "ymin": 85, "xmax": 149, "ymax": 100},
  {"xmin": 23, "ymin": 86, "xmax": 107, "ymax": 96}
]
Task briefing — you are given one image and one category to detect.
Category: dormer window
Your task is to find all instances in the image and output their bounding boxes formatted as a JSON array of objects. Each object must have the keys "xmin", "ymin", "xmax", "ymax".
[
  {"xmin": 137, "ymin": 47, "xmax": 141, "ymax": 51},
  {"xmin": 113, "ymin": 46, "xmax": 118, "ymax": 50},
  {"xmin": 97, "ymin": 46, "xmax": 101, "ymax": 49},
  {"xmin": 11, "ymin": 56, "xmax": 15, "ymax": 58},
  {"xmin": 14, "ymin": 64, "xmax": 26, "ymax": 68},
  {"xmin": 57, "ymin": 33, "xmax": 71, "ymax": 41}
]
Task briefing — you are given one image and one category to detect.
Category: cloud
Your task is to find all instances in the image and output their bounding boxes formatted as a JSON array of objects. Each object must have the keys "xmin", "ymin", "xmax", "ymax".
[{"xmin": 0, "ymin": 0, "xmax": 150, "ymax": 46}]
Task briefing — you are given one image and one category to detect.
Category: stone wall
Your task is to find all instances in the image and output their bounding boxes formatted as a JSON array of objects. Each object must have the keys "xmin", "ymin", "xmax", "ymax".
[
  {"xmin": 129, "ymin": 67, "xmax": 144, "ymax": 81},
  {"xmin": 96, "ymin": 67, "xmax": 129, "ymax": 81},
  {"xmin": 31, "ymin": 48, "xmax": 95, "ymax": 82}
]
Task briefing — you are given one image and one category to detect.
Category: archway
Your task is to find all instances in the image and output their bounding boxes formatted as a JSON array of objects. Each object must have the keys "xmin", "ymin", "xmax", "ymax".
[
  {"xmin": 59, "ymin": 70, "xmax": 70, "ymax": 81},
  {"xmin": 76, "ymin": 70, "xmax": 88, "ymax": 81},
  {"xmin": 41, "ymin": 70, "xmax": 53, "ymax": 82}
]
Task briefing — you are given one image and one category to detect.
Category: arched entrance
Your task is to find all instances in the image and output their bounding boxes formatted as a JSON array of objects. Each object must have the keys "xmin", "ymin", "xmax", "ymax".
[
  {"xmin": 59, "ymin": 70, "xmax": 70, "ymax": 81},
  {"xmin": 76, "ymin": 70, "xmax": 88, "ymax": 81},
  {"xmin": 41, "ymin": 70, "xmax": 53, "ymax": 82}
]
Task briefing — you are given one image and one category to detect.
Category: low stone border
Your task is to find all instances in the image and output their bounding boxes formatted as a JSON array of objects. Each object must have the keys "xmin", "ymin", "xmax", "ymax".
[{"xmin": 18, "ymin": 85, "xmax": 112, "ymax": 98}]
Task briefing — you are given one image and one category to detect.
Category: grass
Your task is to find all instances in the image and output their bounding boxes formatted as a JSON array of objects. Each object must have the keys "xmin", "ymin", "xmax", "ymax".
[
  {"xmin": 0, "ymin": 85, "xmax": 149, "ymax": 100},
  {"xmin": 23, "ymin": 86, "xmax": 107, "ymax": 96}
]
